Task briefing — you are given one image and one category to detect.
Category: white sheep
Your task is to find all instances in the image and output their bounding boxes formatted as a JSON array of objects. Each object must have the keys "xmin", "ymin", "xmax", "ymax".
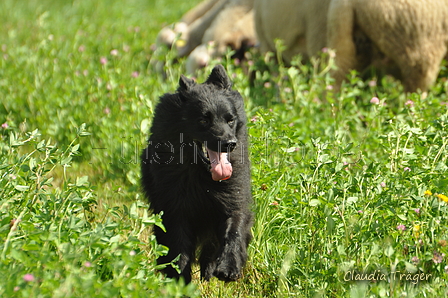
[{"xmin": 328, "ymin": 0, "xmax": 448, "ymax": 92}]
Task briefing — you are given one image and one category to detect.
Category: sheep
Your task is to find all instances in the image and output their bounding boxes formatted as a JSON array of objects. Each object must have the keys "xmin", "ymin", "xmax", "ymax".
[
  {"xmin": 156, "ymin": 0, "xmax": 225, "ymax": 51},
  {"xmin": 328, "ymin": 0, "xmax": 448, "ymax": 92},
  {"xmin": 254, "ymin": 0, "xmax": 331, "ymax": 64},
  {"xmin": 186, "ymin": 6, "xmax": 256, "ymax": 73},
  {"xmin": 155, "ymin": 0, "xmax": 256, "ymax": 73}
]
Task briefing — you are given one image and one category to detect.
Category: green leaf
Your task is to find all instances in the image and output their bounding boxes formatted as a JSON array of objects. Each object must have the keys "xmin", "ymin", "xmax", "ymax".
[
  {"xmin": 397, "ymin": 213, "xmax": 407, "ymax": 221},
  {"xmin": 61, "ymin": 156, "xmax": 72, "ymax": 165},
  {"xmin": 284, "ymin": 147, "xmax": 298, "ymax": 153},
  {"xmin": 335, "ymin": 162, "xmax": 345, "ymax": 172},
  {"xmin": 343, "ymin": 142, "xmax": 354, "ymax": 152},
  {"xmin": 10, "ymin": 249, "xmax": 29, "ymax": 262},
  {"xmin": 22, "ymin": 243, "xmax": 41, "ymax": 251},
  {"xmin": 21, "ymin": 164, "xmax": 30, "ymax": 172},
  {"xmin": 76, "ymin": 176, "xmax": 89, "ymax": 186},
  {"xmin": 326, "ymin": 216, "xmax": 335, "ymax": 235},
  {"xmin": 29, "ymin": 157, "xmax": 36, "ymax": 170},
  {"xmin": 384, "ymin": 246, "xmax": 394, "ymax": 257},
  {"xmin": 15, "ymin": 185, "xmax": 30, "ymax": 192},
  {"xmin": 287, "ymin": 67, "xmax": 299, "ymax": 78},
  {"xmin": 309, "ymin": 199, "xmax": 320, "ymax": 207},
  {"xmin": 140, "ymin": 118, "xmax": 151, "ymax": 133},
  {"xmin": 129, "ymin": 202, "xmax": 139, "ymax": 220},
  {"xmin": 77, "ymin": 123, "xmax": 91, "ymax": 136},
  {"xmin": 36, "ymin": 140, "xmax": 46, "ymax": 150},
  {"xmin": 405, "ymin": 262, "xmax": 417, "ymax": 273},
  {"xmin": 318, "ymin": 154, "xmax": 333, "ymax": 164},
  {"xmin": 71, "ymin": 144, "xmax": 80, "ymax": 152},
  {"xmin": 346, "ymin": 197, "xmax": 358, "ymax": 204},
  {"xmin": 109, "ymin": 235, "xmax": 121, "ymax": 243}
]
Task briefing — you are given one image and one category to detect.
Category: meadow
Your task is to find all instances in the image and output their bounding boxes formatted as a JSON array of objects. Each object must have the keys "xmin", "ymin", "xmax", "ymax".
[{"xmin": 1, "ymin": 0, "xmax": 448, "ymax": 297}]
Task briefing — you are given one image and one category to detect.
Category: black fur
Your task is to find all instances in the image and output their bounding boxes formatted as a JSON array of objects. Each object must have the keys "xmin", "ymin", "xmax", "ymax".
[{"xmin": 141, "ymin": 65, "xmax": 253, "ymax": 283}]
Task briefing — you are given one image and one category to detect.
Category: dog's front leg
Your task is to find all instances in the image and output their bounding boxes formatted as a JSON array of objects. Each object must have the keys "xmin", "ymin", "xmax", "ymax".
[
  {"xmin": 155, "ymin": 223, "xmax": 195, "ymax": 284},
  {"xmin": 213, "ymin": 212, "xmax": 252, "ymax": 281}
]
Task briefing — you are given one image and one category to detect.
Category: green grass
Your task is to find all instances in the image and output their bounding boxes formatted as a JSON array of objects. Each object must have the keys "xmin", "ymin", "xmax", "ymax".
[{"xmin": 1, "ymin": 0, "xmax": 448, "ymax": 297}]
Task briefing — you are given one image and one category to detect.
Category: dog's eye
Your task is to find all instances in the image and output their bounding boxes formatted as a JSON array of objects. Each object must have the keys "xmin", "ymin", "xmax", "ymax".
[
  {"xmin": 227, "ymin": 119, "xmax": 235, "ymax": 125},
  {"xmin": 199, "ymin": 119, "xmax": 209, "ymax": 125}
]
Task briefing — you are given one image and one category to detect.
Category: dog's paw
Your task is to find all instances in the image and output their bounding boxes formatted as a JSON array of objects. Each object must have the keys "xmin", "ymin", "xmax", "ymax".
[
  {"xmin": 201, "ymin": 262, "xmax": 216, "ymax": 281},
  {"xmin": 213, "ymin": 259, "xmax": 242, "ymax": 282}
]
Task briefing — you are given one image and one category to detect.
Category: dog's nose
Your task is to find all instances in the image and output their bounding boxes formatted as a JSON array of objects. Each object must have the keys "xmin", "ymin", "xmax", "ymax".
[{"xmin": 223, "ymin": 140, "xmax": 237, "ymax": 152}]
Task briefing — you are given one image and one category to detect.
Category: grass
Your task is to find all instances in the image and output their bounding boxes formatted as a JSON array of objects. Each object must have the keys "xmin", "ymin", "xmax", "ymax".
[{"xmin": 1, "ymin": 0, "xmax": 448, "ymax": 297}]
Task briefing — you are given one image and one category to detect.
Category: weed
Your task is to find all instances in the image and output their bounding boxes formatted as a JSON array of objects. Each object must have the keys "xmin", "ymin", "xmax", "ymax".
[{"xmin": 1, "ymin": 0, "xmax": 447, "ymax": 297}]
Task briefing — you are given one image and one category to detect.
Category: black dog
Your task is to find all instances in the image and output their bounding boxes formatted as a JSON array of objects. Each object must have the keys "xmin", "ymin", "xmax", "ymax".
[{"xmin": 141, "ymin": 65, "xmax": 253, "ymax": 283}]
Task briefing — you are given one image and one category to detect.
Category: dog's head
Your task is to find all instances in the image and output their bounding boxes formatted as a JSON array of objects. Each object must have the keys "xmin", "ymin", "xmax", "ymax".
[{"xmin": 178, "ymin": 65, "xmax": 245, "ymax": 181}]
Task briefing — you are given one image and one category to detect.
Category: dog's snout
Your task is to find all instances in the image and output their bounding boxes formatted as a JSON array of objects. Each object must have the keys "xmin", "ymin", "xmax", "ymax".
[{"xmin": 223, "ymin": 140, "xmax": 237, "ymax": 152}]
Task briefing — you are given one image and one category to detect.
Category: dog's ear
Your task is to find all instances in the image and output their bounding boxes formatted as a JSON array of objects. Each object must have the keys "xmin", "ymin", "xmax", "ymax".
[
  {"xmin": 179, "ymin": 75, "xmax": 196, "ymax": 91},
  {"xmin": 206, "ymin": 64, "xmax": 232, "ymax": 90}
]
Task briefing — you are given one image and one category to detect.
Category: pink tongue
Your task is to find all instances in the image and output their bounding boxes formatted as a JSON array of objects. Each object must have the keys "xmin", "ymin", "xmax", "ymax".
[{"xmin": 206, "ymin": 148, "xmax": 233, "ymax": 181}]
